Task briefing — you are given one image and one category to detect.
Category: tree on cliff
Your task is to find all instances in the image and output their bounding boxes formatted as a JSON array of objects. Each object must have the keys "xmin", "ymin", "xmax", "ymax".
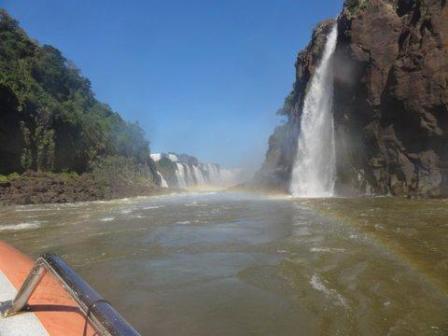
[{"xmin": 0, "ymin": 9, "xmax": 152, "ymax": 176}]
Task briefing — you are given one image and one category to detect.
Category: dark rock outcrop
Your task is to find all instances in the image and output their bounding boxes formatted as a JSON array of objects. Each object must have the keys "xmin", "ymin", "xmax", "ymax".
[
  {"xmin": 257, "ymin": 0, "xmax": 448, "ymax": 197},
  {"xmin": 0, "ymin": 170, "xmax": 163, "ymax": 205},
  {"xmin": 335, "ymin": 0, "xmax": 448, "ymax": 196}
]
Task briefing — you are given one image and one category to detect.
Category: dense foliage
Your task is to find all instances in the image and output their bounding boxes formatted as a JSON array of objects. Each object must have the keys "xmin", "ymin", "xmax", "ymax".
[
  {"xmin": 344, "ymin": 0, "xmax": 368, "ymax": 16},
  {"xmin": 0, "ymin": 9, "xmax": 152, "ymax": 175}
]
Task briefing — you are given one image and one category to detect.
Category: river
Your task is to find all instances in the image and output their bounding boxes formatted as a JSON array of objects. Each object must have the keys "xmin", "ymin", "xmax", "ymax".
[{"xmin": 0, "ymin": 192, "xmax": 447, "ymax": 335}]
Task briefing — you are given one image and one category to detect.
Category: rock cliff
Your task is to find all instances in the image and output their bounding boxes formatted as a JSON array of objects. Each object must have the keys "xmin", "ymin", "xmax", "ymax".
[{"xmin": 257, "ymin": 0, "xmax": 448, "ymax": 197}]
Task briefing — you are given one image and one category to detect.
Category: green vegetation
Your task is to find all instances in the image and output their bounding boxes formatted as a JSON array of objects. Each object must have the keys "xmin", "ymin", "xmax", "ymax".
[
  {"xmin": 0, "ymin": 173, "xmax": 20, "ymax": 184},
  {"xmin": 157, "ymin": 157, "xmax": 177, "ymax": 175},
  {"xmin": 155, "ymin": 157, "xmax": 179, "ymax": 187},
  {"xmin": 344, "ymin": 0, "xmax": 368, "ymax": 16},
  {"xmin": 90, "ymin": 156, "xmax": 156, "ymax": 195},
  {"xmin": 0, "ymin": 9, "xmax": 155, "ymax": 183}
]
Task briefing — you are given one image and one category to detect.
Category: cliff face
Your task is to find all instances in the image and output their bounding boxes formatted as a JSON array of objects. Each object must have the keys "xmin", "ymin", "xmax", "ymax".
[
  {"xmin": 335, "ymin": 0, "xmax": 448, "ymax": 196},
  {"xmin": 258, "ymin": 0, "xmax": 448, "ymax": 197}
]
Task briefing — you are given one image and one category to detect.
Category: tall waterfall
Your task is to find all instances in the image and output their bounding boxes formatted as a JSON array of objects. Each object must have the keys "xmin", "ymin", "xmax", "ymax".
[{"xmin": 290, "ymin": 25, "xmax": 338, "ymax": 197}]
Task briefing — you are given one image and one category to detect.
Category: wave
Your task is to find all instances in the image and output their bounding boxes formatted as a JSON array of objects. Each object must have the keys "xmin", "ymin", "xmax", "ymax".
[
  {"xmin": 310, "ymin": 247, "xmax": 346, "ymax": 253},
  {"xmin": 15, "ymin": 208, "xmax": 52, "ymax": 212},
  {"xmin": 185, "ymin": 201, "xmax": 203, "ymax": 207},
  {"xmin": 174, "ymin": 219, "xmax": 205, "ymax": 225},
  {"xmin": 175, "ymin": 220, "xmax": 191, "ymax": 225},
  {"xmin": 310, "ymin": 274, "xmax": 348, "ymax": 307},
  {"xmin": 276, "ymin": 249, "xmax": 289, "ymax": 254},
  {"xmin": 0, "ymin": 222, "xmax": 42, "ymax": 232},
  {"xmin": 142, "ymin": 205, "xmax": 162, "ymax": 210}
]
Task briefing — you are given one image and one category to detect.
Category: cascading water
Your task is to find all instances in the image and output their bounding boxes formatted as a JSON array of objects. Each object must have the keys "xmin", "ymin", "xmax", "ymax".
[
  {"xmin": 175, "ymin": 163, "xmax": 188, "ymax": 188},
  {"xmin": 290, "ymin": 24, "xmax": 338, "ymax": 198},
  {"xmin": 157, "ymin": 171, "xmax": 169, "ymax": 188},
  {"xmin": 184, "ymin": 165, "xmax": 193, "ymax": 186},
  {"xmin": 192, "ymin": 165, "xmax": 206, "ymax": 185},
  {"xmin": 206, "ymin": 163, "xmax": 220, "ymax": 184},
  {"xmin": 151, "ymin": 152, "xmax": 242, "ymax": 188}
]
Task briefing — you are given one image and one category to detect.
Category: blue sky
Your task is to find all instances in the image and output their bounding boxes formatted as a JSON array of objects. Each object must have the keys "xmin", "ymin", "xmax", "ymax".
[{"xmin": 2, "ymin": 0, "xmax": 342, "ymax": 169}]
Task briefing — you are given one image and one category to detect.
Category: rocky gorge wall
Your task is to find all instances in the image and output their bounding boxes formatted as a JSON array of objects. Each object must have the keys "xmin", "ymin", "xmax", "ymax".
[{"xmin": 256, "ymin": 0, "xmax": 448, "ymax": 197}]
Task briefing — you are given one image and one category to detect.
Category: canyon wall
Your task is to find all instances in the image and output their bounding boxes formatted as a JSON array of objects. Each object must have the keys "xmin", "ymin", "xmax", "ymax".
[{"xmin": 257, "ymin": 0, "xmax": 448, "ymax": 197}]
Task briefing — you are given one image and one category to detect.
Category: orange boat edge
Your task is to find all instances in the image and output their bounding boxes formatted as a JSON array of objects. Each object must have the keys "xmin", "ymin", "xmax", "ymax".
[{"xmin": 0, "ymin": 241, "xmax": 139, "ymax": 336}]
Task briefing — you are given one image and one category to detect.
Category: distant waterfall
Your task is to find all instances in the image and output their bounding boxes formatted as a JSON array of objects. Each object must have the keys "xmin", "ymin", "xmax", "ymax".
[
  {"xmin": 290, "ymin": 25, "xmax": 338, "ymax": 197},
  {"xmin": 152, "ymin": 153, "xmax": 243, "ymax": 189},
  {"xmin": 175, "ymin": 163, "xmax": 188, "ymax": 188},
  {"xmin": 192, "ymin": 166, "xmax": 206, "ymax": 185},
  {"xmin": 184, "ymin": 165, "xmax": 194, "ymax": 186},
  {"xmin": 206, "ymin": 163, "xmax": 220, "ymax": 184}
]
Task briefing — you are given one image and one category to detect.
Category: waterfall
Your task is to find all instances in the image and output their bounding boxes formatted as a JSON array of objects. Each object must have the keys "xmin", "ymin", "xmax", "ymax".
[
  {"xmin": 290, "ymin": 24, "xmax": 338, "ymax": 197},
  {"xmin": 175, "ymin": 163, "xmax": 187, "ymax": 188},
  {"xmin": 151, "ymin": 152, "xmax": 242, "ymax": 189},
  {"xmin": 192, "ymin": 165, "xmax": 206, "ymax": 185},
  {"xmin": 185, "ymin": 165, "xmax": 194, "ymax": 186},
  {"xmin": 206, "ymin": 163, "xmax": 220, "ymax": 184},
  {"xmin": 157, "ymin": 171, "xmax": 169, "ymax": 188}
]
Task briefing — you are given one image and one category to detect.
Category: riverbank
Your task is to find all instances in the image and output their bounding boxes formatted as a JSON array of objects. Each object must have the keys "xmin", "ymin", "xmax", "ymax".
[{"xmin": 0, "ymin": 171, "xmax": 170, "ymax": 205}]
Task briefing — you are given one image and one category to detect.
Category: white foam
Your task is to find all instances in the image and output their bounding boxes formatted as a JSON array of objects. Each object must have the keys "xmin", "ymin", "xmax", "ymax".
[
  {"xmin": 142, "ymin": 205, "xmax": 162, "ymax": 210},
  {"xmin": 310, "ymin": 274, "xmax": 348, "ymax": 307},
  {"xmin": 175, "ymin": 221, "xmax": 191, "ymax": 225},
  {"xmin": 375, "ymin": 224, "xmax": 384, "ymax": 230},
  {"xmin": 15, "ymin": 208, "xmax": 52, "ymax": 212},
  {"xmin": 310, "ymin": 247, "xmax": 346, "ymax": 253},
  {"xmin": 100, "ymin": 217, "xmax": 115, "ymax": 222},
  {"xmin": 0, "ymin": 222, "xmax": 42, "ymax": 232}
]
